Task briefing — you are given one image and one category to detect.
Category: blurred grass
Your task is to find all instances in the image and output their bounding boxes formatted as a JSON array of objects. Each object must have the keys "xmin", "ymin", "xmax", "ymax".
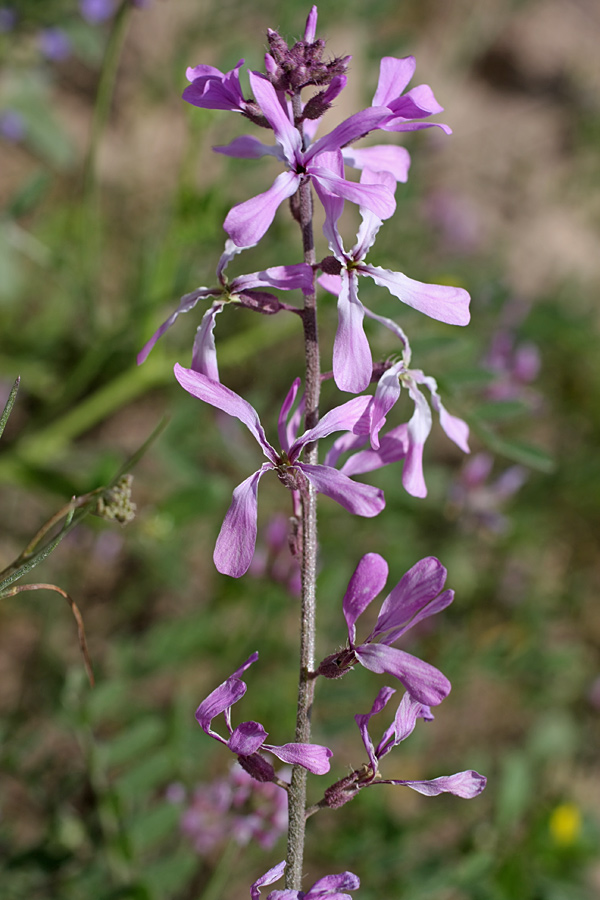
[{"xmin": 1, "ymin": 1, "xmax": 600, "ymax": 899}]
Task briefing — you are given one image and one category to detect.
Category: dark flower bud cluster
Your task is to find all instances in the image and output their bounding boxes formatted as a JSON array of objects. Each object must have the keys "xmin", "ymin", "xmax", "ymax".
[{"xmin": 265, "ymin": 27, "xmax": 350, "ymax": 95}]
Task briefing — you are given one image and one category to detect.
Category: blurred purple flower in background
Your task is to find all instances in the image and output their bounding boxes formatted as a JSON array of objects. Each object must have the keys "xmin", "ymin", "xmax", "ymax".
[
  {"xmin": 423, "ymin": 188, "xmax": 483, "ymax": 256},
  {"xmin": 0, "ymin": 6, "xmax": 16, "ymax": 31},
  {"xmin": 171, "ymin": 764, "xmax": 288, "ymax": 853},
  {"xmin": 448, "ymin": 452, "xmax": 528, "ymax": 534},
  {"xmin": 0, "ymin": 109, "xmax": 25, "ymax": 142},
  {"xmin": 38, "ymin": 27, "xmax": 71, "ymax": 61},
  {"xmin": 484, "ymin": 328, "xmax": 541, "ymax": 404},
  {"xmin": 80, "ymin": 0, "xmax": 115, "ymax": 23}
]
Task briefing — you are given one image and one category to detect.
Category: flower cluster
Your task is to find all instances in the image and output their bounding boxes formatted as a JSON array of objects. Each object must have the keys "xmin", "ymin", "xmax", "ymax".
[
  {"xmin": 171, "ymin": 764, "xmax": 288, "ymax": 854},
  {"xmin": 140, "ymin": 6, "xmax": 487, "ymax": 896}
]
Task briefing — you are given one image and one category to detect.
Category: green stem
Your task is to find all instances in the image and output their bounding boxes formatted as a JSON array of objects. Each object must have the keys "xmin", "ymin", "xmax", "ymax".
[{"xmin": 285, "ymin": 93, "xmax": 321, "ymax": 892}]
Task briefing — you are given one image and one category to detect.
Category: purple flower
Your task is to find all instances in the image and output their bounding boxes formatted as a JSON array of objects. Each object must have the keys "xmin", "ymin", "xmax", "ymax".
[
  {"xmin": 0, "ymin": 109, "xmax": 25, "ymax": 142},
  {"xmin": 251, "ymin": 861, "xmax": 360, "ymax": 900},
  {"xmin": 360, "ymin": 313, "xmax": 470, "ymax": 496},
  {"xmin": 372, "ymin": 56, "xmax": 451, "ymax": 135},
  {"xmin": 317, "ymin": 553, "xmax": 453, "ymax": 706},
  {"xmin": 214, "ymin": 71, "xmax": 396, "ymax": 248},
  {"xmin": 178, "ymin": 763, "xmax": 288, "ymax": 853},
  {"xmin": 38, "ymin": 27, "xmax": 71, "ymax": 61},
  {"xmin": 183, "ymin": 59, "xmax": 248, "ymax": 113},
  {"xmin": 355, "ymin": 687, "xmax": 485, "ymax": 798},
  {"xmin": 173, "ymin": 367, "xmax": 385, "ymax": 577},
  {"xmin": 80, "ymin": 0, "xmax": 115, "ymax": 23},
  {"xmin": 449, "ymin": 452, "xmax": 528, "ymax": 534},
  {"xmin": 321, "ymin": 687, "xmax": 486, "ymax": 809},
  {"xmin": 484, "ymin": 328, "xmax": 541, "ymax": 404},
  {"xmin": 0, "ymin": 7, "xmax": 16, "ymax": 32},
  {"xmin": 318, "ymin": 163, "xmax": 470, "ymax": 394},
  {"xmin": 196, "ymin": 652, "xmax": 332, "ymax": 780},
  {"xmin": 137, "ymin": 241, "xmax": 313, "ymax": 374}
]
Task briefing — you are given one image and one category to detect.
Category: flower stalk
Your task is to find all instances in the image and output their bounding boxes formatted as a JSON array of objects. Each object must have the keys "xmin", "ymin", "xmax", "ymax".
[{"xmin": 287, "ymin": 95, "xmax": 320, "ymax": 891}]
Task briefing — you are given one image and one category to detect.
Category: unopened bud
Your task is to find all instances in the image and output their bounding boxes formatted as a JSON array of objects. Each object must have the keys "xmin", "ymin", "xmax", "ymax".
[
  {"xmin": 237, "ymin": 752, "xmax": 276, "ymax": 783},
  {"xmin": 316, "ymin": 648, "xmax": 356, "ymax": 679}
]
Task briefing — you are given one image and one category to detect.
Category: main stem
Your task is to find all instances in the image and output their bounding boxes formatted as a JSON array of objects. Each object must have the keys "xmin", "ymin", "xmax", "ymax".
[{"xmin": 285, "ymin": 95, "xmax": 321, "ymax": 892}]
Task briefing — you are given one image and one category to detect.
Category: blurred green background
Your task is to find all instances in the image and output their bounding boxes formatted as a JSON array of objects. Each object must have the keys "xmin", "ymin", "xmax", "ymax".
[{"xmin": 1, "ymin": 0, "xmax": 600, "ymax": 898}]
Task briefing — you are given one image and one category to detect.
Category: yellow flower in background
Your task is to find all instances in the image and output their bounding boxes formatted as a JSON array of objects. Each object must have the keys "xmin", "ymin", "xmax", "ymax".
[{"xmin": 549, "ymin": 803, "xmax": 582, "ymax": 846}]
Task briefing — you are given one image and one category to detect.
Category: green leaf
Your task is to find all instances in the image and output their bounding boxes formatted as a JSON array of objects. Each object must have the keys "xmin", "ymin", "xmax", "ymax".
[
  {"xmin": 127, "ymin": 803, "xmax": 180, "ymax": 854},
  {"xmin": 0, "ymin": 377, "xmax": 19, "ymax": 440},
  {"xmin": 114, "ymin": 750, "xmax": 174, "ymax": 801},
  {"xmin": 103, "ymin": 718, "xmax": 166, "ymax": 770},
  {"xmin": 472, "ymin": 400, "xmax": 532, "ymax": 422}
]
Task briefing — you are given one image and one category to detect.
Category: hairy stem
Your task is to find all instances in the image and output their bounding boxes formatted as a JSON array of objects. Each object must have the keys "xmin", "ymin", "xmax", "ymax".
[{"xmin": 286, "ymin": 94, "xmax": 321, "ymax": 892}]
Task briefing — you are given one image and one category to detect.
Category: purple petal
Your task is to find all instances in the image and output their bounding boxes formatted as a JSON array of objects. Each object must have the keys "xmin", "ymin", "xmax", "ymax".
[
  {"xmin": 231, "ymin": 651, "xmax": 260, "ymax": 680},
  {"xmin": 306, "ymin": 872, "xmax": 361, "ymax": 897},
  {"xmin": 291, "ymin": 395, "xmax": 372, "ymax": 454},
  {"xmin": 342, "ymin": 553, "xmax": 389, "ymax": 646},
  {"xmin": 191, "ymin": 303, "xmax": 223, "ymax": 379},
  {"xmin": 137, "ymin": 288, "xmax": 217, "ymax": 364},
  {"xmin": 249, "ymin": 71, "xmax": 301, "ymax": 166},
  {"xmin": 251, "ymin": 862, "xmax": 286, "ymax": 900},
  {"xmin": 174, "ymin": 364, "xmax": 276, "ymax": 460},
  {"xmin": 309, "ymin": 166, "xmax": 396, "ymax": 221},
  {"xmin": 384, "ymin": 590, "xmax": 454, "ymax": 647},
  {"xmin": 353, "ymin": 169, "xmax": 397, "ymax": 260},
  {"xmin": 372, "ymin": 56, "xmax": 416, "ymax": 106},
  {"xmin": 322, "ymin": 431, "xmax": 367, "ymax": 470},
  {"xmin": 332, "ymin": 271, "xmax": 372, "ymax": 394},
  {"xmin": 299, "ymin": 463, "xmax": 385, "ymax": 517},
  {"xmin": 369, "ymin": 364, "xmax": 402, "ymax": 448},
  {"xmin": 420, "ymin": 374, "xmax": 470, "ymax": 453},
  {"xmin": 402, "ymin": 441, "xmax": 427, "ymax": 498},
  {"xmin": 277, "ymin": 378, "xmax": 301, "ymax": 453},
  {"xmin": 229, "ymin": 720, "xmax": 268, "ymax": 755},
  {"xmin": 306, "ymin": 108, "xmax": 393, "ymax": 161},
  {"xmin": 214, "ymin": 465, "xmax": 271, "ymax": 577},
  {"xmin": 342, "ymin": 144, "xmax": 411, "ymax": 183},
  {"xmin": 375, "ymin": 692, "xmax": 428, "ymax": 759},
  {"xmin": 265, "ymin": 742, "xmax": 333, "ymax": 774},
  {"xmin": 363, "ymin": 264, "xmax": 470, "ymax": 325},
  {"xmin": 224, "ymin": 170, "xmax": 300, "ymax": 249},
  {"xmin": 372, "ymin": 557, "xmax": 448, "ymax": 639},
  {"xmin": 355, "ymin": 643, "xmax": 451, "ymax": 705},
  {"xmin": 381, "ymin": 118, "xmax": 452, "ymax": 135},
  {"xmin": 232, "ymin": 264, "xmax": 313, "ymax": 295},
  {"xmin": 318, "ymin": 273, "xmax": 343, "ymax": 296},
  {"xmin": 213, "ymin": 135, "xmax": 281, "ymax": 160},
  {"xmin": 304, "ymin": 5, "xmax": 318, "ymax": 42},
  {"xmin": 355, "ymin": 685, "xmax": 397, "ymax": 769},
  {"xmin": 311, "ymin": 150, "xmax": 346, "ymax": 255},
  {"xmin": 363, "ymin": 305, "xmax": 411, "ymax": 354},
  {"xmin": 389, "ymin": 770, "xmax": 487, "ymax": 798},
  {"xmin": 195, "ymin": 676, "xmax": 247, "ymax": 737},
  {"xmin": 183, "ymin": 60, "xmax": 246, "ymax": 112},
  {"xmin": 339, "ymin": 424, "xmax": 409, "ymax": 477}
]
